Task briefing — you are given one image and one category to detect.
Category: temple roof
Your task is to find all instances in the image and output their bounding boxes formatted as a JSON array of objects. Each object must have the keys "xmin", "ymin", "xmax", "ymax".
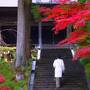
[
  {"xmin": 0, "ymin": 0, "xmax": 18, "ymax": 7},
  {"xmin": 0, "ymin": 0, "xmax": 60, "ymax": 7}
]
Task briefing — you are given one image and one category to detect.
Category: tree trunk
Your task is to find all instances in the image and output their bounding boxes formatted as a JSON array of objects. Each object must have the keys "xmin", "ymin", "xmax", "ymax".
[{"xmin": 16, "ymin": 0, "xmax": 31, "ymax": 68}]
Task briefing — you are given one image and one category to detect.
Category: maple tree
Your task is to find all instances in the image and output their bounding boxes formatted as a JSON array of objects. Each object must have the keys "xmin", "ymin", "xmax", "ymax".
[{"xmin": 39, "ymin": 0, "xmax": 90, "ymax": 60}]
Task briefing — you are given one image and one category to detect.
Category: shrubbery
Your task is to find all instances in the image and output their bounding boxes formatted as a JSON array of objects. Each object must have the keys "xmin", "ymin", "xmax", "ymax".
[{"xmin": 0, "ymin": 46, "xmax": 32, "ymax": 90}]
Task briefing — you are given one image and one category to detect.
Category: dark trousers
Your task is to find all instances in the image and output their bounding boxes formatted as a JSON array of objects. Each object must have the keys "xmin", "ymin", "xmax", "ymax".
[{"xmin": 55, "ymin": 77, "xmax": 61, "ymax": 88}]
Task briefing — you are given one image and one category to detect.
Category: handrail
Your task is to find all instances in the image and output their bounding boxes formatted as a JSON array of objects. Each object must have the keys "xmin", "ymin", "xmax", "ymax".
[{"xmin": 28, "ymin": 60, "xmax": 37, "ymax": 90}]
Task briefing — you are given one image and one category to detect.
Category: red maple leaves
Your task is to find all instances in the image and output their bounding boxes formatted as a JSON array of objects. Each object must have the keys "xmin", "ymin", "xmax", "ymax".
[
  {"xmin": 0, "ymin": 75, "xmax": 11, "ymax": 90},
  {"xmin": 58, "ymin": 30, "xmax": 90, "ymax": 45},
  {"xmin": 40, "ymin": 2, "xmax": 90, "ymax": 31},
  {"xmin": 73, "ymin": 45, "xmax": 90, "ymax": 60},
  {"xmin": 0, "ymin": 75, "xmax": 5, "ymax": 83},
  {"xmin": 39, "ymin": 1, "xmax": 90, "ymax": 60}
]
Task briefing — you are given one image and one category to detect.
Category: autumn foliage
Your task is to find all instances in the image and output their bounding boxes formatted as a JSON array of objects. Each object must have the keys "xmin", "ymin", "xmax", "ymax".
[
  {"xmin": 0, "ymin": 75, "xmax": 5, "ymax": 83},
  {"xmin": 39, "ymin": 0, "xmax": 90, "ymax": 60},
  {"xmin": 0, "ymin": 86, "xmax": 11, "ymax": 90},
  {"xmin": 0, "ymin": 75, "xmax": 11, "ymax": 90}
]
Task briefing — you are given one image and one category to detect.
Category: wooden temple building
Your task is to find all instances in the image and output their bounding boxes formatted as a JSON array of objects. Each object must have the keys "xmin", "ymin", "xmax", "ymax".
[{"xmin": 0, "ymin": 0, "xmax": 72, "ymax": 48}]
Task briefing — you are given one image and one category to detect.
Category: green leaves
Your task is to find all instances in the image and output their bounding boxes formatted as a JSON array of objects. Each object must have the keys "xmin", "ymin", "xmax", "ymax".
[
  {"xmin": 80, "ymin": 58, "xmax": 89, "ymax": 65},
  {"xmin": 78, "ymin": 0, "xmax": 86, "ymax": 3},
  {"xmin": 86, "ymin": 21, "xmax": 90, "ymax": 32},
  {"xmin": 31, "ymin": 5, "xmax": 41, "ymax": 20}
]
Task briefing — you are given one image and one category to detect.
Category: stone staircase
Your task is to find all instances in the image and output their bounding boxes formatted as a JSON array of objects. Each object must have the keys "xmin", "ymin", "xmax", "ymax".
[{"xmin": 33, "ymin": 48, "xmax": 87, "ymax": 90}]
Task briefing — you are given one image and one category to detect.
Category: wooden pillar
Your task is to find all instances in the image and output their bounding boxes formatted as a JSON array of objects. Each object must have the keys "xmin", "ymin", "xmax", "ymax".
[
  {"xmin": 16, "ymin": 0, "xmax": 31, "ymax": 67},
  {"xmin": 66, "ymin": 25, "xmax": 72, "ymax": 38}
]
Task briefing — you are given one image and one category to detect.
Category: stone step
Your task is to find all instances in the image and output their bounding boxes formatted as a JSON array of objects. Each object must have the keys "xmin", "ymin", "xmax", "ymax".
[
  {"xmin": 40, "ymin": 48, "xmax": 72, "ymax": 59},
  {"xmin": 33, "ymin": 88, "xmax": 83, "ymax": 90},
  {"xmin": 33, "ymin": 48, "xmax": 87, "ymax": 90}
]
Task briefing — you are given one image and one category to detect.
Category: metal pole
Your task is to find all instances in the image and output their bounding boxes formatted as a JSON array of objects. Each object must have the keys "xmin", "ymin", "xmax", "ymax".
[
  {"xmin": 66, "ymin": 25, "xmax": 72, "ymax": 48},
  {"xmin": 38, "ymin": 22, "xmax": 42, "ymax": 48}
]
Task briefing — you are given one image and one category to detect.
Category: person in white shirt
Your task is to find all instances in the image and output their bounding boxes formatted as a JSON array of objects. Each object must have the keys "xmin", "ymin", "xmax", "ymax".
[{"xmin": 53, "ymin": 57, "xmax": 65, "ymax": 88}]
